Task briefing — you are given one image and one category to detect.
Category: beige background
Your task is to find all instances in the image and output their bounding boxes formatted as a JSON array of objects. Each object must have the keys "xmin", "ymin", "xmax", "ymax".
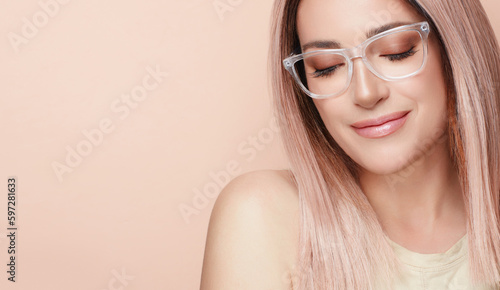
[{"xmin": 0, "ymin": 1, "xmax": 498, "ymax": 289}]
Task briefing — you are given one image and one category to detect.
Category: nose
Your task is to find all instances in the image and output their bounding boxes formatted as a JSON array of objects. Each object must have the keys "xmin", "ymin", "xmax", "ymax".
[{"xmin": 350, "ymin": 58, "xmax": 389, "ymax": 109}]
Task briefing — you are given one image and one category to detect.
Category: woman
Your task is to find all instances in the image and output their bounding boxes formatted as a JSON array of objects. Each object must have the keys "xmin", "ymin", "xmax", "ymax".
[{"xmin": 200, "ymin": 0, "xmax": 500, "ymax": 289}]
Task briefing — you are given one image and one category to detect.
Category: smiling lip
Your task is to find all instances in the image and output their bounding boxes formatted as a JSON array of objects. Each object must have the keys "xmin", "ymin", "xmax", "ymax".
[{"xmin": 351, "ymin": 110, "xmax": 410, "ymax": 138}]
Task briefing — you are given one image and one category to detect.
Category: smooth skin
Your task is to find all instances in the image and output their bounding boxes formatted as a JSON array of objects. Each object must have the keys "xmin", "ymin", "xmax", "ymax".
[
  {"xmin": 201, "ymin": 0, "xmax": 466, "ymax": 288},
  {"xmin": 200, "ymin": 170, "xmax": 299, "ymax": 290}
]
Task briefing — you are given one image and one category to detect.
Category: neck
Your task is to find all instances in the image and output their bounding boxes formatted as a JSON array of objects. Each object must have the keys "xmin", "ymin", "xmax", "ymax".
[{"xmin": 359, "ymin": 135, "xmax": 466, "ymax": 241}]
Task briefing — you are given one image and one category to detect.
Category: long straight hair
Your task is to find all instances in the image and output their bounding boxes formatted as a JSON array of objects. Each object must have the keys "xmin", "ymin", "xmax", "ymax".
[{"xmin": 268, "ymin": 0, "xmax": 500, "ymax": 288}]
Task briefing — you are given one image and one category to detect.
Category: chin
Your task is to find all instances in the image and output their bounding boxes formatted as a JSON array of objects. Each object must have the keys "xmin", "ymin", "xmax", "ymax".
[{"xmin": 358, "ymin": 158, "xmax": 411, "ymax": 176}]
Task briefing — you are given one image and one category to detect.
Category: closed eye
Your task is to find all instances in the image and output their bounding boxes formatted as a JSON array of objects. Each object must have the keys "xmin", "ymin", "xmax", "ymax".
[
  {"xmin": 311, "ymin": 63, "xmax": 344, "ymax": 78},
  {"xmin": 382, "ymin": 46, "xmax": 418, "ymax": 61}
]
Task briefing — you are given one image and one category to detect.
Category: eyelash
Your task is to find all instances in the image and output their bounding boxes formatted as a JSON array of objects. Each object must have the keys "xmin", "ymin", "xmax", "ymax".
[
  {"xmin": 312, "ymin": 64, "xmax": 344, "ymax": 78},
  {"xmin": 384, "ymin": 46, "xmax": 417, "ymax": 61},
  {"xmin": 311, "ymin": 46, "xmax": 418, "ymax": 78}
]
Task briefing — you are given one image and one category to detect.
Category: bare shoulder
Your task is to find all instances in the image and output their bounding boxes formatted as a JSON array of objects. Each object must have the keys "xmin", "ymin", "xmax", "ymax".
[
  {"xmin": 217, "ymin": 169, "xmax": 299, "ymax": 211},
  {"xmin": 200, "ymin": 169, "xmax": 299, "ymax": 290}
]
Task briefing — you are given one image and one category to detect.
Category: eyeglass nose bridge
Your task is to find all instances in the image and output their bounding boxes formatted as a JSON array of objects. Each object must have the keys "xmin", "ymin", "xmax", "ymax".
[
  {"xmin": 343, "ymin": 43, "xmax": 365, "ymax": 61},
  {"xmin": 342, "ymin": 43, "xmax": 379, "ymax": 83}
]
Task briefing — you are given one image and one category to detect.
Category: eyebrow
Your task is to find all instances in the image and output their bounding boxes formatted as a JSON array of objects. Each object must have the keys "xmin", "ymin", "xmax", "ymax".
[{"xmin": 300, "ymin": 21, "xmax": 413, "ymax": 52}]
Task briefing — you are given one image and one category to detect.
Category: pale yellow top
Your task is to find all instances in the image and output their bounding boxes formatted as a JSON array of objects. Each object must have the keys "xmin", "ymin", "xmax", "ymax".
[{"xmin": 385, "ymin": 234, "xmax": 498, "ymax": 290}]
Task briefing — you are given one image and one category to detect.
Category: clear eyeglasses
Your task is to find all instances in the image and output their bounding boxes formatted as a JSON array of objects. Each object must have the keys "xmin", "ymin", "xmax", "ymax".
[{"xmin": 283, "ymin": 21, "xmax": 430, "ymax": 99}]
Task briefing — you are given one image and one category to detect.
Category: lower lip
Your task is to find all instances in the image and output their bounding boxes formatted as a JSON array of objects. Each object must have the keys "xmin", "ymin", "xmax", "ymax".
[{"xmin": 352, "ymin": 112, "xmax": 409, "ymax": 139}]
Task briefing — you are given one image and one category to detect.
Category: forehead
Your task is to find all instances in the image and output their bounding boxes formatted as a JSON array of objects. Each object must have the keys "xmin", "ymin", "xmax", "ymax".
[{"xmin": 296, "ymin": 0, "xmax": 424, "ymax": 48}]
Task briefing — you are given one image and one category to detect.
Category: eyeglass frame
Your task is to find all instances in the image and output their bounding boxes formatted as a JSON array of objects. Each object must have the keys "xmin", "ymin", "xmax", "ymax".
[{"xmin": 282, "ymin": 21, "xmax": 431, "ymax": 99}]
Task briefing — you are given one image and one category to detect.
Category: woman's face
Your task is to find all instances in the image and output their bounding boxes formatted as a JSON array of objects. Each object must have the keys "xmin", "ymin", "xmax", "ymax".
[{"xmin": 296, "ymin": 0, "xmax": 449, "ymax": 175}]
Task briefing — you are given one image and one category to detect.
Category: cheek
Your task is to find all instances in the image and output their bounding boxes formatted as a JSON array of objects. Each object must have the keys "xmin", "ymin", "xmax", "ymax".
[
  {"xmin": 312, "ymin": 98, "xmax": 355, "ymax": 149},
  {"xmin": 392, "ymin": 41, "xmax": 448, "ymax": 120}
]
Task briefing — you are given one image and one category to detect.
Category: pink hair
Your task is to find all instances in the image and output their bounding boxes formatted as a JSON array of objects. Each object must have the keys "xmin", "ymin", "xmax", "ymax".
[{"xmin": 268, "ymin": 0, "xmax": 500, "ymax": 288}]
